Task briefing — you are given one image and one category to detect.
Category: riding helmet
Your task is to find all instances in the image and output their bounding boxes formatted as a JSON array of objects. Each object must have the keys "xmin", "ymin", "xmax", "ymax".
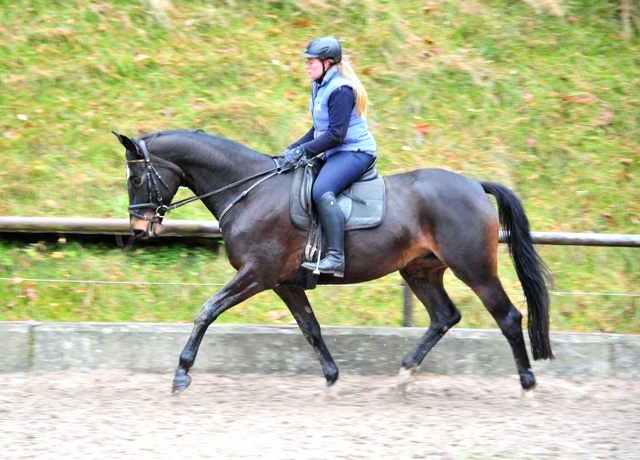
[{"xmin": 301, "ymin": 36, "xmax": 342, "ymax": 63}]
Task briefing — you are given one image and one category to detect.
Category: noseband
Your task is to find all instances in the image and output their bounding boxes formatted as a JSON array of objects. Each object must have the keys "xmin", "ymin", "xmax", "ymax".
[{"xmin": 127, "ymin": 139, "xmax": 172, "ymax": 224}]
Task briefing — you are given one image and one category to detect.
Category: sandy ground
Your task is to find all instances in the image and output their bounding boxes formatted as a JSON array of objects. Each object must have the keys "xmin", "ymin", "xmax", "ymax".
[{"xmin": 0, "ymin": 370, "xmax": 639, "ymax": 460}]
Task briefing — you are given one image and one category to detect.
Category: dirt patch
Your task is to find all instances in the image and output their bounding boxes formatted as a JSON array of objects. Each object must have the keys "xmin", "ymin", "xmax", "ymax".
[{"xmin": 1, "ymin": 371, "xmax": 639, "ymax": 459}]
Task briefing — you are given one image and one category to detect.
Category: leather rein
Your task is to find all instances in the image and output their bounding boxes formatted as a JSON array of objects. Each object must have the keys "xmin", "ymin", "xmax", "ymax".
[{"xmin": 126, "ymin": 139, "xmax": 292, "ymax": 225}]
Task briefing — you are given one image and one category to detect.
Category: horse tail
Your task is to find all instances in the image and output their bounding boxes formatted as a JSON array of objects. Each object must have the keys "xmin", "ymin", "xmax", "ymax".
[{"xmin": 481, "ymin": 181, "xmax": 554, "ymax": 360}]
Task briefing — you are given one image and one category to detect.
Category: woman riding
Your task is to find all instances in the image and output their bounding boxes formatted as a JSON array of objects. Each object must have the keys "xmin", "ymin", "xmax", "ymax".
[{"xmin": 279, "ymin": 36, "xmax": 377, "ymax": 278}]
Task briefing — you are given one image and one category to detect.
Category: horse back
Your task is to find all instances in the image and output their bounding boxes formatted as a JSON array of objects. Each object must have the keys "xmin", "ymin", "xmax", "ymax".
[
  {"xmin": 380, "ymin": 168, "xmax": 500, "ymax": 252},
  {"xmin": 385, "ymin": 168, "xmax": 495, "ymax": 215}
]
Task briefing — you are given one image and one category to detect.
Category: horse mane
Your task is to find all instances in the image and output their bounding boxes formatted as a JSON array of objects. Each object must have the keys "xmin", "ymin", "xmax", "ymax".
[{"xmin": 139, "ymin": 129, "xmax": 268, "ymax": 161}]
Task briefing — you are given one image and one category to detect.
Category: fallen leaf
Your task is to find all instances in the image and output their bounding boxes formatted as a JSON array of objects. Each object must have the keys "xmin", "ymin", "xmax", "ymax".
[
  {"xmin": 291, "ymin": 20, "xmax": 313, "ymax": 27},
  {"xmin": 284, "ymin": 92, "xmax": 295, "ymax": 101},
  {"xmin": 593, "ymin": 111, "xmax": 614, "ymax": 126},
  {"xmin": 620, "ymin": 158, "xmax": 633, "ymax": 164},
  {"xmin": 562, "ymin": 93, "xmax": 595, "ymax": 104},
  {"xmin": 51, "ymin": 252, "xmax": 64, "ymax": 259},
  {"xmin": 413, "ymin": 122, "xmax": 431, "ymax": 135},
  {"xmin": 132, "ymin": 54, "xmax": 149, "ymax": 62},
  {"xmin": 527, "ymin": 136, "xmax": 537, "ymax": 147},
  {"xmin": 25, "ymin": 286, "xmax": 37, "ymax": 301},
  {"xmin": 267, "ymin": 310, "xmax": 288, "ymax": 320},
  {"xmin": 17, "ymin": 114, "xmax": 28, "ymax": 121},
  {"xmin": 567, "ymin": 16, "xmax": 578, "ymax": 24},
  {"xmin": 423, "ymin": 2, "xmax": 438, "ymax": 11},
  {"xmin": 189, "ymin": 102, "xmax": 204, "ymax": 110}
]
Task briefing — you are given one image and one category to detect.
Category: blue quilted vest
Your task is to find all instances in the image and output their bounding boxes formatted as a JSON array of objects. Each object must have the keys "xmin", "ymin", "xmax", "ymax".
[{"xmin": 310, "ymin": 67, "xmax": 377, "ymax": 158}]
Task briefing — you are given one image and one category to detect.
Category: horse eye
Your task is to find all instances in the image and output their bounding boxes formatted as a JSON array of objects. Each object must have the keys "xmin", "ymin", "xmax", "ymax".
[{"xmin": 129, "ymin": 176, "xmax": 144, "ymax": 187}]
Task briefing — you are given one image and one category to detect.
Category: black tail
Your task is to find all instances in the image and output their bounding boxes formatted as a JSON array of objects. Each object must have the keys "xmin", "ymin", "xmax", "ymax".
[{"xmin": 481, "ymin": 182, "xmax": 554, "ymax": 360}]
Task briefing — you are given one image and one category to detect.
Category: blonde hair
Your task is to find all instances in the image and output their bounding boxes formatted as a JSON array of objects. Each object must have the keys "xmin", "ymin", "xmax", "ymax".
[{"xmin": 335, "ymin": 60, "xmax": 369, "ymax": 118}]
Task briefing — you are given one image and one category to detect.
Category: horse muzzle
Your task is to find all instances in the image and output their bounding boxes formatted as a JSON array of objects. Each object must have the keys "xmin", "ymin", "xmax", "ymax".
[{"xmin": 130, "ymin": 214, "xmax": 165, "ymax": 239}]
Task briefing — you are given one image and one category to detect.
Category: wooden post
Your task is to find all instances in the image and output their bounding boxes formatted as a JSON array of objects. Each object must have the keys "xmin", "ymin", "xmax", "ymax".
[{"xmin": 402, "ymin": 281, "xmax": 414, "ymax": 327}]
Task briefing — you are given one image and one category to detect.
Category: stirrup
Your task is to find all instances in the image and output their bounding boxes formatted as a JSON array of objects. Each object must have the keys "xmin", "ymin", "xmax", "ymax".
[{"xmin": 301, "ymin": 259, "xmax": 344, "ymax": 278}]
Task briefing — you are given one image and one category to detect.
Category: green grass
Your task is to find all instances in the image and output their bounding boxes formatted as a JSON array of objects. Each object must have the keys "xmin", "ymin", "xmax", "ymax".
[{"xmin": 0, "ymin": 0, "xmax": 639, "ymax": 332}]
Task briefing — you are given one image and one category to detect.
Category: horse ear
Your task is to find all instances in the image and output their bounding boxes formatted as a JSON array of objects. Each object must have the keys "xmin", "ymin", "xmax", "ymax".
[{"xmin": 112, "ymin": 131, "xmax": 140, "ymax": 156}]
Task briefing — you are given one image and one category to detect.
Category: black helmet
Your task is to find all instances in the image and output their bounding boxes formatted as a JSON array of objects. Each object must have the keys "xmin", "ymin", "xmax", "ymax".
[{"xmin": 301, "ymin": 36, "xmax": 342, "ymax": 63}]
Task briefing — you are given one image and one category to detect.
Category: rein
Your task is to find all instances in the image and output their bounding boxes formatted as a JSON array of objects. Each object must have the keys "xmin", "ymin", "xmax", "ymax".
[{"xmin": 127, "ymin": 140, "xmax": 292, "ymax": 224}]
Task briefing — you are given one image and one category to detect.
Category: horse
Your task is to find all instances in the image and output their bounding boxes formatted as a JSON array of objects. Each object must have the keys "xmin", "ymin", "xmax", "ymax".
[{"xmin": 113, "ymin": 129, "xmax": 553, "ymax": 399}]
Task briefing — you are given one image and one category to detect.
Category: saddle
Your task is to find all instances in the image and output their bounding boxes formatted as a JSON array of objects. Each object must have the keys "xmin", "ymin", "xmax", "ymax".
[
  {"xmin": 289, "ymin": 157, "xmax": 386, "ymax": 290},
  {"xmin": 290, "ymin": 157, "xmax": 386, "ymax": 232}
]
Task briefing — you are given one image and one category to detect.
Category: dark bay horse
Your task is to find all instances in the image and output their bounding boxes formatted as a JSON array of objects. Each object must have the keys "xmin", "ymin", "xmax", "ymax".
[{"xmin": 113, "ymin": 129, "xmax": 553, "ymax": 398}]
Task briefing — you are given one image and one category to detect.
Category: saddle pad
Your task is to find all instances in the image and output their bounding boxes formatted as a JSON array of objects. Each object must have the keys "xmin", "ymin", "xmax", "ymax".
[{"xmin": 290, "ymin": 166, "xmax": 386, "ymax": 231}]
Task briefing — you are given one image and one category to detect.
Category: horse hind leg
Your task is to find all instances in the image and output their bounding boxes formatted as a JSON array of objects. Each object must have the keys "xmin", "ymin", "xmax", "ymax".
[
  {"xmin": 398, "ymin": 258, "xmax": 462, "ymax": 395},
  {"xmin": 466, "ymin": 276, "xmax": 537, "ymax": 393}
]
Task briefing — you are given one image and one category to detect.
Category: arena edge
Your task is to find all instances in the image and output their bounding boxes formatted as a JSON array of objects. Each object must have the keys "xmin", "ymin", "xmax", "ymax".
[{"xmin": 1, "ymin": 322, "xmax": 639, "ymax": 379}]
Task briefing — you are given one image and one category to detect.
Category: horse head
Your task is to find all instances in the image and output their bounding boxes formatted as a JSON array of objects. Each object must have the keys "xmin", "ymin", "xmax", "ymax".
[{"xmin": 113, "ymin": 131, "xmax": 184, "ymax": 239}]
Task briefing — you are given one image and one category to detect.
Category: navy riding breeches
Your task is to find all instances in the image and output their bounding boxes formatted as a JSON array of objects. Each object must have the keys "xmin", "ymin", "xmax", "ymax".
[{"xmin": 312, "ymin": 151, "xmax": 374, "ymax": 204}]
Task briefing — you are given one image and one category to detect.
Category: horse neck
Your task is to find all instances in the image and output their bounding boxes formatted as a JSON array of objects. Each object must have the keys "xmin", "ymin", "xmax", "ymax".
[{"xmin": 151, "ymin": 133, "xmax": 274, "ymax": 218}]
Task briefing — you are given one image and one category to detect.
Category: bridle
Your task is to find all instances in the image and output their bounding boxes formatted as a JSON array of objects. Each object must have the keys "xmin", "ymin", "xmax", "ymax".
[
  {"xmin": 126, "ymin": 139, "xmax": 293, "ymax": 226},
  {"xmin": 126, "ymin": 139, "xmax": 173, "ymax": 224}
]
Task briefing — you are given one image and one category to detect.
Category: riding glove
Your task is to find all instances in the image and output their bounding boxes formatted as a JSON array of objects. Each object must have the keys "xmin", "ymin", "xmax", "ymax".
[{"xmin": 279, "ymin": 145, "xmax": 307, "ymax": 167}]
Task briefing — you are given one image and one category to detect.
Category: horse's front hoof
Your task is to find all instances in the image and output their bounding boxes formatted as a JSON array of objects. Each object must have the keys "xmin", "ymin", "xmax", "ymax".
[
  {"xmin": 315, "ymin": 385, "xmax": 339, "ymax": 402},
  {"xmin": 172, "ymin": 373, "xmax": 192, "ymax": 395},
  {"xmin": 396, "ymin": 366, "xmax": 418, "ymax": 397}
]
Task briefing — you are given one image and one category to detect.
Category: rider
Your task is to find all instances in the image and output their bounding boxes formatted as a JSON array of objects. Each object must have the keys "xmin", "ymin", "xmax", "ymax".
[{"xmin": 279, "ymin": 36, "xmax": 377, "ymax": 278}]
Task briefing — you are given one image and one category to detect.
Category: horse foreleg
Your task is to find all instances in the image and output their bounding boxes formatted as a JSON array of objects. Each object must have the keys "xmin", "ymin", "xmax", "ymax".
[
  {"xmin": 398, "ymin": 264, "xmax": 461, "ymax": 395},
  {"xmin": 274, "ymin": 285, "xmax": 339, "ymax": 400},
  {"xmin": 173, "ymin": 271, "xmax": 267, "ymax": 395}
]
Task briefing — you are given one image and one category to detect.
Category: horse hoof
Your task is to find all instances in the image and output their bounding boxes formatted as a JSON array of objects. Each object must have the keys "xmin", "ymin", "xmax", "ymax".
[
  {"xmin": 172, "ymin": 374, "xmax": 192, "ymax": 395},
  {"xmin": 396, "ymin": 366, "xmax": 418, "ymax": 397},
  {"xmin": 315, "ymin": 385, "xmax": 339, "ymax": 402},
  {"xmin": 521, "ymin": 385, "xmax": 539, "ymax": 407}
]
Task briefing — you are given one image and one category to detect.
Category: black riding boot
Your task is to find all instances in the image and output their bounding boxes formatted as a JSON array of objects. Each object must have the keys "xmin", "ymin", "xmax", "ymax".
[{"xmin": 302, "ymin": 191, "xmax": 345, "ymax": 278}]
